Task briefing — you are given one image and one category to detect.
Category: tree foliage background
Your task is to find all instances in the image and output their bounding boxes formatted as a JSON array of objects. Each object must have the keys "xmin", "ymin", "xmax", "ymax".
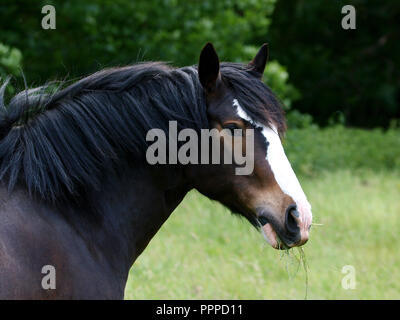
[
  {"xmin": 269, "ymin": 0, "xmax": 400, "ymax": 128},
  {"xmin": 0, "ymin": 0, "xmax": 398, "ymax": 128}
]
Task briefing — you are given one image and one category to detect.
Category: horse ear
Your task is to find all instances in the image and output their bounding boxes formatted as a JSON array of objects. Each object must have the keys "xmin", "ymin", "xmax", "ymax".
[
  {"xmin": 249, "ymin": 43, "xmax": 269, "ymax": 77},
  {"xmin": 198, "ymin": 42, "xmax": 221, "ymax": 93}
]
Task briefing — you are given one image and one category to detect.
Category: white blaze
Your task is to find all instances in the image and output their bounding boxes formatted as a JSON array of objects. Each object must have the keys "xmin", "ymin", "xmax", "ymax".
[{"xmin": 233, "ymin": 99, "xmax": 312, "ymax": 219}]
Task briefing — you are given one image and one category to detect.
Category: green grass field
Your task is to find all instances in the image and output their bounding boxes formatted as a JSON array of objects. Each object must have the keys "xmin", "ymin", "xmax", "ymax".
[{"xmin": 124, "ymin": 170, "xmax": 400, "ymax": 299}]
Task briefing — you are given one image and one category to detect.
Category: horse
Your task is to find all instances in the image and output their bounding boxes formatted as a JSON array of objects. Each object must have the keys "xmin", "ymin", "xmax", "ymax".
[{"xmin": 0, "ymin": 43, "xmax": 312, "ymax": 299}]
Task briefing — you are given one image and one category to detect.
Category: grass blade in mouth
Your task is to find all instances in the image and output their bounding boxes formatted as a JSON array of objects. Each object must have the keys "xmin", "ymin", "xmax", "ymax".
[{"xmin": 277, "ymin": 245, "xmax": 309, "ymax": 300}]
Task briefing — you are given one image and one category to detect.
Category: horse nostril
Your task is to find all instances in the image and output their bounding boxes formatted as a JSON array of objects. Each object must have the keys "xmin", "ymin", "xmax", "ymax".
[
  {"xmin": 258, "ymin": 216, "xmax": 268, "ymax": 226},
  {"xmin": 291, "ymin": 209, "xmax": 300, "ymax": 218},
  {"xmin": 285, "ymin": 205, "xmax": 300, "ymax": 233}
]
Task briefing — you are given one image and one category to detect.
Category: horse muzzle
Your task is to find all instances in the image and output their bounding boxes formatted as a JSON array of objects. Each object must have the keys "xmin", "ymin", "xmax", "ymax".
[{"xmin": 257, "ymin": 203, "xmax": 312, "ymax": 250}]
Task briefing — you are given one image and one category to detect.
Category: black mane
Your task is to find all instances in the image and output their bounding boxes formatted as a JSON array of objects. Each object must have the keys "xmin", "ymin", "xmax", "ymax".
[{"xmin": 0, "ymin": 62, "xmax": 285, "ymax": 202}]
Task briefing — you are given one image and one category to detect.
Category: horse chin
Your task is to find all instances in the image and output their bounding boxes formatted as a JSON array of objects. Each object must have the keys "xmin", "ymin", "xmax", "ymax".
[{"xmin": 261, "ymin": 223, "xmax": 287, "ymax": 250}]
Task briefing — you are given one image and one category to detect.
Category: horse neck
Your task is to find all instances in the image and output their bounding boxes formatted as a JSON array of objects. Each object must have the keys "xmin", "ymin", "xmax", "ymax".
[{"xmin": 75, "ymin": 162, "xmax": 191, "ymax": 280}]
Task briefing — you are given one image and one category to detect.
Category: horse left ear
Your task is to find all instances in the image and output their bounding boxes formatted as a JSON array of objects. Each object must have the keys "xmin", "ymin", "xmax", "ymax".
[
  {"xmin": 249, "ymin": 43, "xmax": 269, "ymax": 77},
  {"xmin": 198, "ymin": 42, "xmax": 221, "ymax": 93}
]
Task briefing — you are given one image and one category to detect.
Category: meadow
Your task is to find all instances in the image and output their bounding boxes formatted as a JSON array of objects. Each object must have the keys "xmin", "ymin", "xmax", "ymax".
[
  {"xmin": 125, "ymin": 168, "xmax": 400, "ymax": 299},
  {"xmin": 124, "ymin": 126, "xmax": 400, "ymax": 299}
]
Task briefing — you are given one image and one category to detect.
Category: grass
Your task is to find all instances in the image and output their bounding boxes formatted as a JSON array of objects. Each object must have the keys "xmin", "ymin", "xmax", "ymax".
[
  {"xmin": 284, "ymin": 126, "xmax": 400, "ymax": 176},
  {"xmin": 124, "ymin": 170, "xmax": 400, "ymax": 299}
]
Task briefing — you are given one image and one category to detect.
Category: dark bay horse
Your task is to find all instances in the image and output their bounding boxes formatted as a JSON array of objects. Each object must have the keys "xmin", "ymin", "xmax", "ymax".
[{"xmin": 0, "ymin": 43, "xmax": 312, "ymax": 299}]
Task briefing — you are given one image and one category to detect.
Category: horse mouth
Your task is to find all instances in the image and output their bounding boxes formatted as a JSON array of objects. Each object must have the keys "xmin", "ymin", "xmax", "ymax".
[{"xmin": 258, "ymin": 216, "xmax": 289, "ymax": 250}]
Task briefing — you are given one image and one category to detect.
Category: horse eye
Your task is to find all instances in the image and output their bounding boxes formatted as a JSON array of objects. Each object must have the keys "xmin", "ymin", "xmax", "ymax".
[{"xmin": 223, "ymin": 123, "xmax": 242, "ymax": 136}]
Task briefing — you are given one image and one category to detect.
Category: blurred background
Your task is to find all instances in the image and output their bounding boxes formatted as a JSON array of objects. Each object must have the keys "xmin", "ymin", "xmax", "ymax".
[{"xmin": 0, "ymin": 0, "xmax": 399, "ymax": 299}]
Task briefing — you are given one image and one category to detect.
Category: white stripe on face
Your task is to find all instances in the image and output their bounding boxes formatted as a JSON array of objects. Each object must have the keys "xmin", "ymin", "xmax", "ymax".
[{"xmin": 233, "ymin": 99, "xmax": 312, "ymax": 219}]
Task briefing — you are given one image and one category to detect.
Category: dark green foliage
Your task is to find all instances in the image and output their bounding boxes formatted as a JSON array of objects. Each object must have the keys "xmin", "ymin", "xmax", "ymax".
[
  {"xmin": 0, "ymin": 1, "xmax": 398, "ymax": 130},
  {"xmin": 0, "ymin": 42, "xmax": 22, "ymax": 94},
  {"xmin": 0, "ymin": 1, "xmax": 275, "ymax": 78},
  {"xmin": 0, "ymin": 0, "xmax": 300, "ymax": 111},
  {"xmin": 269, "ymin": 0, "xmax": 400, "ymax": 128}
]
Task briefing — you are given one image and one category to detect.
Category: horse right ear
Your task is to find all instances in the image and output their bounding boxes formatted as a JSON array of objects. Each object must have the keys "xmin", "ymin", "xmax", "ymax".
[
  {"xmin": 249, "ymin": 43, "xmax": 269, "ymax": 77},
  {"xmin": 198, "ymin": 42, "xmax": 221, "ymax": 93}
]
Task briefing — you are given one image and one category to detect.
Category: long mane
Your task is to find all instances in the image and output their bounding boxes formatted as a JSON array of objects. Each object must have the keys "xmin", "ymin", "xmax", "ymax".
[{"xmin": 0, "ymin": 62, "xmax": 285, "ymax": 202}]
